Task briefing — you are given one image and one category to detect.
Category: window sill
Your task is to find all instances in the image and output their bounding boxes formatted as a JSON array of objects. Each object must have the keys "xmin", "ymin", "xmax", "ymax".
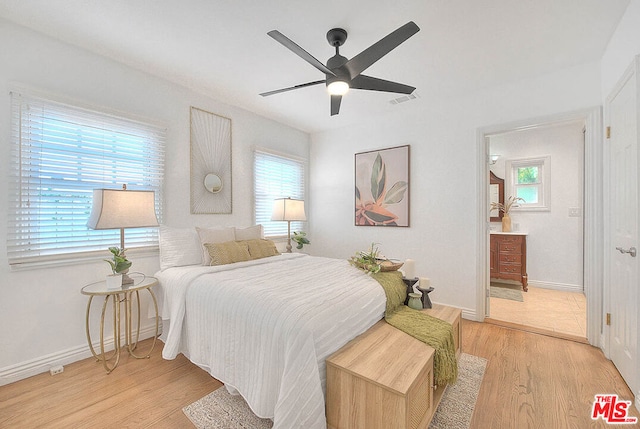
[
  {"xmin": 9, "ymin": 247, "xmax": 159, "ymax": 272},
  {"xmin": 511, "ymin": 206, "xmax": 550, "ymax": 212}
]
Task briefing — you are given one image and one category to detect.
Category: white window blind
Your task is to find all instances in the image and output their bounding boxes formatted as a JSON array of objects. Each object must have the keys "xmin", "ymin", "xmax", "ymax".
[
  {"xmin": 8, "ymin": 91, "xmax": 165, "ymax": 266},
  {"xmin": 254, "ymin": 149, "xmax": 306, "ymax": 237}
]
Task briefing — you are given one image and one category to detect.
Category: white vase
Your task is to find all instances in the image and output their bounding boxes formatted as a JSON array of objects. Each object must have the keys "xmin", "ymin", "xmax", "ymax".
[{"xmin": 106, "ymin": 273, "xmax": 123, "ymax": 290}]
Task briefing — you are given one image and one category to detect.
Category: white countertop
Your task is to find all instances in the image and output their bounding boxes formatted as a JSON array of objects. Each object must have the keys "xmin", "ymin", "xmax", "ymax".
[{"xmin": 490, "ymin": 231, "xmax": 528, "ymax": 235}]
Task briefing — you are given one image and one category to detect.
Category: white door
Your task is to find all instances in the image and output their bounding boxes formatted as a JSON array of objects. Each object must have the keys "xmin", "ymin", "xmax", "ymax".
[{"xmin": 607, "ymin": 57, "xmax": 639, "ymax": 395}]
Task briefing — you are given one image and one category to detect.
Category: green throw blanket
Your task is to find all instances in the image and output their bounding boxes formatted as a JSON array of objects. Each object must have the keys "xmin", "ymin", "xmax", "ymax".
[{"xmin": 372, "ymin": 271, "xmax": 458, "ymax": 385}]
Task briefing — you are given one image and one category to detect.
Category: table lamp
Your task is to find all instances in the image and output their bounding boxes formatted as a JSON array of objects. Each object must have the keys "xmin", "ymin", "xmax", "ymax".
[
  {"xmin": 87, "ymin": 184, "xmax": 159, "ymax": 284},
  {"xmin": 271, "ymin": 197, "xmax": 306, "ymax": 253}
]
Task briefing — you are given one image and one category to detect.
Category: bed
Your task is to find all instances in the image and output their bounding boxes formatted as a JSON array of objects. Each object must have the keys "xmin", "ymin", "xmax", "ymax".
[{"xmin": 155, "ymin": 225, "xmax": 387, "ymax": 429}]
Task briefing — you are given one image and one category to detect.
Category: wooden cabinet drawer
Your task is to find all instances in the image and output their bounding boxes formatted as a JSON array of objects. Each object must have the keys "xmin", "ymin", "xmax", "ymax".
[
  {"xmin": 499, "ymin": 253, "xmax": 522, "ymax": 264},
  {"xmin": 500, "ymin": 235, "xmax": 523, "ymax": 244},
  {"xmin": 499, "ymin": 263, "xmax": 522, "ymax": 275},
  {"xmin": 498, "ymin": 242, "xmax": 522, "ymax": 254}
]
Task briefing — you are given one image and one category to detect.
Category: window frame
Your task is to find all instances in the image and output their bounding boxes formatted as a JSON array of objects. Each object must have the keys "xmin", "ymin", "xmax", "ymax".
[
  {"xmin": 7, "ymin": 90, "xmax": 165, "ymax": 268},
  {"xmin": 505, "ymin": 156, "xmax": 550, "ymax": 211},
  {"xmin": 253, "ymin": 148, "xmax": 307, "ymax": 238}
]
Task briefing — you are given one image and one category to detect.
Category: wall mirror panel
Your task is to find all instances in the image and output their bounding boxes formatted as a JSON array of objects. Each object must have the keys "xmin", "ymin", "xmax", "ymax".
[{"xmin": 490, "ymin": 171, "xmax": 504, "ymax": 222}]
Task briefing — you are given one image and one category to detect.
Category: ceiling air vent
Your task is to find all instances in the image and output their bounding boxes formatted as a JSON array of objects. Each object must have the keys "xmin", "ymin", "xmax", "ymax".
[{"xmin": 389, "ymin": 92, "xmax": 419, "ymax": 105}]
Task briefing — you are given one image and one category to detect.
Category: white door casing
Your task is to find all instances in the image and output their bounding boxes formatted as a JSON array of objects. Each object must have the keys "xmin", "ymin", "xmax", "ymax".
[
  {"xmin": 477, "ymin": 108, "xmax": 602, "ymax": 346},
  {"xmin": 606, "ymin": 56, "xmax": 639, "ymax": 400}
]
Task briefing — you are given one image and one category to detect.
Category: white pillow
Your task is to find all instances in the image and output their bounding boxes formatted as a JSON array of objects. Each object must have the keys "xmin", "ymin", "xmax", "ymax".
[
  {"xmin": 158, "ymin": 225, "xmax": 202, "ymax": 271},
  {"xmin": 235, "ymin": 225, "xmax": 264, "ymax": 241},
  {"xmin": 196, "ymin": 226, "xmax": 236, "ymax": 265}
]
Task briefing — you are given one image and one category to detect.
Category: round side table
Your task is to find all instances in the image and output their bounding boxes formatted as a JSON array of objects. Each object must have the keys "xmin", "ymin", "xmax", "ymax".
[{"xmin": 81, "ymin": 275, "xmax": 159, "ymax": 374}]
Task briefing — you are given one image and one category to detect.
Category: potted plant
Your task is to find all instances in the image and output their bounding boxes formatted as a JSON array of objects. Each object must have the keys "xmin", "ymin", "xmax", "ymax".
[
  {"xmin": 104, "ymin": 247, "xmax": 131, "ymax": 289},
  {"xmin": 291, "ymin": 231, "xmax": 310, "ymax": 250},
  {"xmin": 349, "ymin": 243, "xmax": 403, "ymax": 274},
  {"xmin": 491, "ymin": 195, "xmax": 525, "ymax": 232}
]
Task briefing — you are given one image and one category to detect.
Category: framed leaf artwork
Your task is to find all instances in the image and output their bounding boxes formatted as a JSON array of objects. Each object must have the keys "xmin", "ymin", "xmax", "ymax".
[{"xmin": 355, "ymin": 145, "xmax": 410, "ymax": 227}]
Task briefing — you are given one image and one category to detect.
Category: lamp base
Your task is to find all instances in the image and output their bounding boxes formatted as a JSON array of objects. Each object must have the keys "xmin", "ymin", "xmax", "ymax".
[{"xmin": 122, "ymin": 272, "xmax": 134, "ymax": 285}]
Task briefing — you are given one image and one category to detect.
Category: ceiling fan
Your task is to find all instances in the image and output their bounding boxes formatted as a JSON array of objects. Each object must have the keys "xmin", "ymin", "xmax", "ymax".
[{"xmin": 260, "ymin": 21, "xmax": 420, "ymax": 116}]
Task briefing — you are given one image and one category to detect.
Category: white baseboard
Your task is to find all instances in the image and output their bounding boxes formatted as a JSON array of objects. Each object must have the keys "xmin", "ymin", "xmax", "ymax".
[
  {"xmin": 527, "ymin": 280, "xmax": 583, "ymax": 293},
  {"xmin": 0, "ymin": 322, "xmax": 161, "ymax": 386},
  {"xmin": 432, "ymin": 301, "xmax": 477, "ymax": 321}
]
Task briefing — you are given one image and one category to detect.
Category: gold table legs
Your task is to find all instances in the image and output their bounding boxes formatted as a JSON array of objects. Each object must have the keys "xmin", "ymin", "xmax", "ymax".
[{"xmin": 84, "ymin": 288, "xmax": 159, "ymax": 374}]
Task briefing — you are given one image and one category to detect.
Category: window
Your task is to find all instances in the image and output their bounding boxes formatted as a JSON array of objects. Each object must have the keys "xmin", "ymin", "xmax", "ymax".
[
  {"xmin": 254, "ymin": 149, "xmax": 306, "ymax": 237},
  {"xmin": 8, "ymin": 91, "xmax": 165, "ymax": 266},
  {"xmin": 506, "ymin": 156, "xmax": 550, "ymax": 210}
]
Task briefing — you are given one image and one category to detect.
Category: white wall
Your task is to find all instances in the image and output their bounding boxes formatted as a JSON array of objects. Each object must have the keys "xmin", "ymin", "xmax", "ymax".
[
  {"xmin": 0, "ymin": 19, "xmax": 309, "ymax": 384},
  {"xmin": 309, "ymin": 62, "xmax": 602, "ymax": 318},
  {"xmin": 489, "ymin": 121, "xmax": 585, "ymax": 291},
  {"xmin": 601, "ymin": 0, "xmax": 640, "ymax": 98}
]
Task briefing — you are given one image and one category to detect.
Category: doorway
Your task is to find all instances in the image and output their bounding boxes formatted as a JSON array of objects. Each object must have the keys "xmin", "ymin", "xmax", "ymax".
[
  {"xmin": 476, "ymin": 107, "xmax": 603, "ymax": 347},
  {"xmin": 487, "ymin": 121, "xmax": 586, "ymax": 340}
]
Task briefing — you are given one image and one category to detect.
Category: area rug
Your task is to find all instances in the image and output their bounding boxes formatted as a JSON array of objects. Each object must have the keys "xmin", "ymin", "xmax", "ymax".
[
  {"xmin": 429, "ymin": 353, "xmax": 487, "ymax": 429},
  {"xmin": 490, "ymin": 281, "xmax": 524, "ymax": 302},
  {"xmin": 183, "ymin": 353, "xmax": 487, "ymax": 429},
  {"xmin": 183, "ymin": 388, "xmax": 273, "ymax": 429}
]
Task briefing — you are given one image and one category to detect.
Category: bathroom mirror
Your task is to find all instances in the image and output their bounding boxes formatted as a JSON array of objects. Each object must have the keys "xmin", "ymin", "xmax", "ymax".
[
  {"xmin": 490, "ymin": 171, "xmax": 504, "ymax": 222},
  {"xmin": 204, "ymin": 173, "xmax": 223, "ymax": 193}
]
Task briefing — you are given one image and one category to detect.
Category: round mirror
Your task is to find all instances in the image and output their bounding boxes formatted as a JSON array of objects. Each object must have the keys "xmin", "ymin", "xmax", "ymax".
[{"xmin": 204, "ymin": 173, "xmax": 223, "ymax": 193}]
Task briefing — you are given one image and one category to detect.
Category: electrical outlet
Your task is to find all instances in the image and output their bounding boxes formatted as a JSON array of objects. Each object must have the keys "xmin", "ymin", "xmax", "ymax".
[
  {"xmin": 49, "ymin": 365, "xmax": 64, "ymax": 376},
  {"xmin": 568, "ymin": 207, "xmax": 581, "ymax": 217}
]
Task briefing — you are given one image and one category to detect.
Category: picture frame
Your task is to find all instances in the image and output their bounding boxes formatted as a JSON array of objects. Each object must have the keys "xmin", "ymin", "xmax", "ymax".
[
  {"xmin": 190, "ymin": 107, "xmax": 232, "ymax": 214},
  {"xmin": 355, "ymin": 145, "xmax": 410, "ymax": 227}
]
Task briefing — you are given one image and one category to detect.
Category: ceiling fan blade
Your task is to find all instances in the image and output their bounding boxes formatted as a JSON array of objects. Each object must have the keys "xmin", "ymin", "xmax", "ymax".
[
  {"xmin": 331, "ymin": 95, "xmax": 342, "ymax": 116},
  {"xmin": 260, "ymin": 80, "xmax": 325, "ymax": 97},
  {"xmin": 351, "ymin": 75, "xmax": 415, "ymax": 94},
  {"xmin": 344, "ymin": 21, "xmax": 420, "ymax": 79},
  {"xmin": 268, "ymin": 30, "xmax": 336, "ymax": 76}
]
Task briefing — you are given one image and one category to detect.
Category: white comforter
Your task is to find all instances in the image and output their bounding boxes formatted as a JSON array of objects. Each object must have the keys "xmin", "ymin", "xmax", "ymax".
[{"xmin": 156, "ymin": 253, "xmax": 386, "ymax": 429}]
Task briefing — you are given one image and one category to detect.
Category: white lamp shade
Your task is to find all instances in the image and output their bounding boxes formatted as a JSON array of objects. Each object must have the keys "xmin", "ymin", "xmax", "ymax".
[
  {"xmin": 271, "ymin": 197, "xmax": 306, "ymax": 222},
  {"xmin": 87, "ymin": 189, "xmax": 159, "ymax": 230}
]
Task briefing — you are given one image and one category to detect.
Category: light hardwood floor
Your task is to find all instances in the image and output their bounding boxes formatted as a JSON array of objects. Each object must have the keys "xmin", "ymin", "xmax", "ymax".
[
  {"xmin": 1, "ymin": 321, "xmax": 637, "ymax": 429},
  {"xmin": 488, "ymin": 286, "xmax": 588, "ymax": 342}
]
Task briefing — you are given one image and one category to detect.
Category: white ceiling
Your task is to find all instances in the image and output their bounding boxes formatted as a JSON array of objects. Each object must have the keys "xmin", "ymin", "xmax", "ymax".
[{"xmin": 0, "ymin": 0, "xmax": 630, "ymax": 134}]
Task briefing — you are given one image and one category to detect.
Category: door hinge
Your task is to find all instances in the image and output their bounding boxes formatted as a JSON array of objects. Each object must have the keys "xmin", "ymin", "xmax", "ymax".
[
  {"xmin": 606, "ymin": 313, "xmax": 611, "ymax": 326},
  {"xmin": 606, "ymin": 126, "xmax": 611, "ymax": 139}
]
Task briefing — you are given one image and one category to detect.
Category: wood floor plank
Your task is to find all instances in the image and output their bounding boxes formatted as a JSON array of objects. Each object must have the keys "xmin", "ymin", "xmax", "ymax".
[
  {"xmin": 465, "ymin": 320, "xmax": 638, "ymax": 429},
  {"xmin": 1, "ymin": 321, "xmax": 637, "ymax": 428},
  {"xmin": 0, "ymin": 339, "xmax": 219, "ymax": 429}
]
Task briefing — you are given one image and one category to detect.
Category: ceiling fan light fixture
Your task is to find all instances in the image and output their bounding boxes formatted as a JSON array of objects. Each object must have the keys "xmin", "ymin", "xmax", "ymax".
[
  {"xmin": 327, "ymin": 80, "xmax": 349, "ymax": 95},
  {"xmin": 262, "ymin": 21, "xmax": 420, "ymax": 115}
]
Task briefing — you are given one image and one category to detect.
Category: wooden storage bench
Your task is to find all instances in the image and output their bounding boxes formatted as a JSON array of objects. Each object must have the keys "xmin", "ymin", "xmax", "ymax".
[{"xmin": 326, "ymin": 304, "xmax": 462, "ymax": 429}]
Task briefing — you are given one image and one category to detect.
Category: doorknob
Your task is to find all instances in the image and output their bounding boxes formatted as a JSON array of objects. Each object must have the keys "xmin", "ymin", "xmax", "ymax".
[{"xmin": 616, "ymin": 246, "xmax": 637, "ymax": 257}]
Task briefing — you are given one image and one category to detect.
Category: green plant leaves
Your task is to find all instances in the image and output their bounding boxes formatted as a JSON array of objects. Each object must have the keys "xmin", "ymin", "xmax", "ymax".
[
  {"xmin": 370, "ymin": 154, "xmax": 386, "ymax": 202},
  {"xmin": 105, "ymin": 247, "xmax": 131, "ymax": 274},
  {"xmin": 384, "ymin": 181, "xmax": 408, "ymax": 205}
]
